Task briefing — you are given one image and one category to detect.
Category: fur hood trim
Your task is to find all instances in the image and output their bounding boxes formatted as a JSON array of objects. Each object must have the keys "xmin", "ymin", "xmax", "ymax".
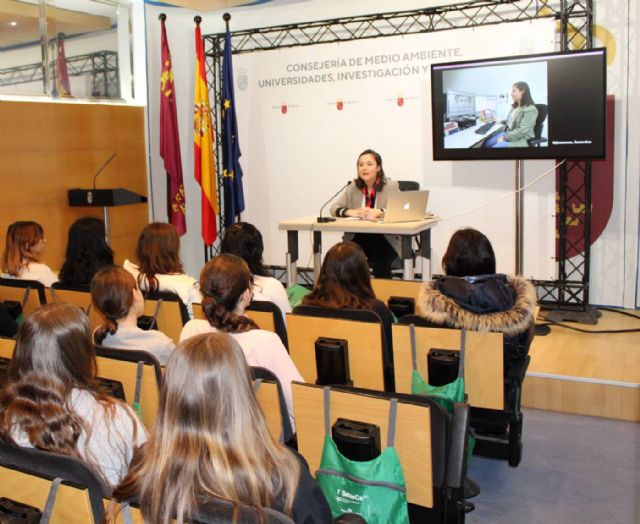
[{"xmin": 416, "ymin": 275, "xmax": 537, "ymax": 336}]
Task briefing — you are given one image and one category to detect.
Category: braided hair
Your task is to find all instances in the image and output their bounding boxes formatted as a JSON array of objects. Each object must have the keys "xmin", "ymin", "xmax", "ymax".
[
  {"xmin": 199, "ymin": 254, "xmax": 259, "ymax": 333},
  {"xmin": 91, "ymin": 266, "xmax": 138, "ymax": 344}
]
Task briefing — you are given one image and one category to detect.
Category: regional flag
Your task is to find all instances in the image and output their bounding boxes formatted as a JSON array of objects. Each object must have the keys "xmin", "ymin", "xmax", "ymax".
[
  {"xmin": 159, "ymin": 16, "xmax": 187, "ymax": 235},
  {"xmin": 56, "ymin": 33, "xmax": 71, "ymax": 96},
  {"xmin": 194, "ymin": 18, "xmax": 219, "ymax": 245},
  {"xmin": 221, "ymin": 28, "xmax": 245, "ymax": 227}
]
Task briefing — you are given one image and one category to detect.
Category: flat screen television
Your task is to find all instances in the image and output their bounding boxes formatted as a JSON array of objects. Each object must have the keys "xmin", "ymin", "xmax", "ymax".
[{"xmin": 431, "ymin": 48, "xmax": 607, "ymax": 160}]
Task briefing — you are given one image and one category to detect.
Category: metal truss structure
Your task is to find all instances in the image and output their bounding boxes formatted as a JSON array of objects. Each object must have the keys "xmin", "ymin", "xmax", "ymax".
[
  {"xmin": 204, "ymin": 1, "xmax": 595, "ymax": 315},
  {"xmin": 0, "ymin": 50, "xmax": 120, "ymax": 98}
]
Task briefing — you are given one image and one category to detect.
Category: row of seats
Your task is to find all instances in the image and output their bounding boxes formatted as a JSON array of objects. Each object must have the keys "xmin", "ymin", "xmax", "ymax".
[
  {"xmin": 0, "ymin": 276, "xmax": 525, "ymax": 466},
  {"xmin": 0, "ymin": 336, "xmax": 470, "ymax": 523}
]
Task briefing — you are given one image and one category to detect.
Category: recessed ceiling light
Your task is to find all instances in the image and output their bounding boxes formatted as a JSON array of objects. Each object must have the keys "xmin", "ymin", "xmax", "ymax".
[{"xmin": 9, "ymin": 21, "xmax": 18, "ymax": 27}]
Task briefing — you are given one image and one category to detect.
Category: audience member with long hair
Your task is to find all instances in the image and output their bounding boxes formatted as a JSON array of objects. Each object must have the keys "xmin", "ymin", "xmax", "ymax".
[
  {"xmin": 180, "ymin": 254, "xmax": 302, "ymax": 428},
  {"xmin": 124, "ymin": 222, "xmax": 200, "ymax": 318},
  {"xmin": 58, "ymin": 217, "xmax": 114, "ymax": 286},
  {"xmin": 2, "ymin": 221, "xmax": 57, "ymax": 286},
  {"xmin": 0, "ymin": 302, "xmax": 146, "ymax": 487},
  {"xmin": 221, "ymin": 222, "xmax": 291, "ymax": 321},
  {"xmin": 91, "ymin": 265, "xmax": 175, "ymax": 365},
  {"xmin": 300, "ymin": 241, "xmax": 395, "ymax": 389},
  {"xmin": 110, "ymin": 333, "xmax": 332, "ymax": 524}
]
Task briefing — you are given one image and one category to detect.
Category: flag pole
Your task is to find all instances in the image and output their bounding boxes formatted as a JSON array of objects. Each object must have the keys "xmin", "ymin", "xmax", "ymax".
[{"xmin": 159, "ymin": 13, "xmax": 170, "ymax": 223}]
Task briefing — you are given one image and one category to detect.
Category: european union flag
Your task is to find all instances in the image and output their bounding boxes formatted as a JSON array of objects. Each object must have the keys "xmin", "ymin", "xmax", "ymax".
[{"xmin": 221, "ymin": 29, "xmax": 245, "ymax": 227}]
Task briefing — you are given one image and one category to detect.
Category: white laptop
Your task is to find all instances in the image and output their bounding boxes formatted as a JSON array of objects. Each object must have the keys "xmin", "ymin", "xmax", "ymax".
[{"xmin": 382, "ymin": 190, "xmax": 429, "ymax": 222}]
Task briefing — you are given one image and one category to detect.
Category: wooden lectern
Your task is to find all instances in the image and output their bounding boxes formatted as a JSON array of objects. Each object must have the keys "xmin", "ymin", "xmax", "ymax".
[{"xmin": 68, "ymin": 188, "xmax": 148, "ymax": 242}]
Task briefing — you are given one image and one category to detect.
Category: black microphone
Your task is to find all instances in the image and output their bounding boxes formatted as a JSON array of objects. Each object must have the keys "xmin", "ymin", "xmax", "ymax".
[
  {"xmin": 317, "ymin": 180, "xmax": 352, "ymax": 223},
  {"xmin": 87, "ymin": 152, "xmax": 117, "ymax": 204}
]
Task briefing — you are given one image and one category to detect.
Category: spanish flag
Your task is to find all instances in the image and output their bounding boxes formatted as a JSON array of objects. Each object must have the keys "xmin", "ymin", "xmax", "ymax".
[{"xmin": 193, "ymin": 17, "xmax": 219, "ymax": 246}]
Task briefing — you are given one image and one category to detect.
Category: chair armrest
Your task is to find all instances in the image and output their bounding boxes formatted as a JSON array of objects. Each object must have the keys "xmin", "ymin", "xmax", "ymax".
[{"xmin": 446, "ymin": 402, "xmax": 470, "ymax": 490}]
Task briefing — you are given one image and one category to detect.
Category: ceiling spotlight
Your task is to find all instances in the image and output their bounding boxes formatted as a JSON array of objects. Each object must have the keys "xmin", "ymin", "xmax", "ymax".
[{"xmin": 9, "ymin": 21, "xmax": 18, "ymax": 27}]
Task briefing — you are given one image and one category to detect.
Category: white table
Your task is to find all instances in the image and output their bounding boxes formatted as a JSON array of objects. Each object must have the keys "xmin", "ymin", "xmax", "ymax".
[
  {"xmin": 278, "ymin": 215, "xmax": 439, "ymax": 286},
  {"xmin": 444, "ymin": 122, "xmax": 504, "ymax": 149}
]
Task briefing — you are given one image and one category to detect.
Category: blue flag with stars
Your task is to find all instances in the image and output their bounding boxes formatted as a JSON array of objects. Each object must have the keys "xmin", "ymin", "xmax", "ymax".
[{"xmin": 221, "ymin": 28, "xmax": 245, "ymax": 227}]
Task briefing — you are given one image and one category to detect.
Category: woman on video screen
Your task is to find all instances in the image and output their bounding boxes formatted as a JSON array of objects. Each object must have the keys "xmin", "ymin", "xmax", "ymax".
[{"xmin": 484, "ymin": 81, "xmax": 538, "ymax": 148}]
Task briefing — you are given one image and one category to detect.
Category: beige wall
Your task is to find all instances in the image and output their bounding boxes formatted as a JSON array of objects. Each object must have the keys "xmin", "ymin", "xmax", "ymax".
[{"xmin": 0, "ymin": 101, "xmax": 149, "ymax": 272}]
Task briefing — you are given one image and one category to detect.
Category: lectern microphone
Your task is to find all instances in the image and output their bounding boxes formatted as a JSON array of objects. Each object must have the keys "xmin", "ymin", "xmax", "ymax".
[
  {"xmin": 317, "ymin": 181, "xmax": 352, "ymax": 223},
  {"xmin": 87, "ymin": 152, "xmax": 117, "ymax": 204}
]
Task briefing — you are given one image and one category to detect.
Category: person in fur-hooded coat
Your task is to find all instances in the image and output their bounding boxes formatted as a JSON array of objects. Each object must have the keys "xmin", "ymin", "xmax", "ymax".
[{"xmin": 416, "ymin": 228, "xmax": 537, "ymax": 370}]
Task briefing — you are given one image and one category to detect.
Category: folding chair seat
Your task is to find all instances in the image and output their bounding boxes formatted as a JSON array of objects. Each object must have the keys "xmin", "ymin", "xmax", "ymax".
[
  {"xmin": 0, "ymin": 278, "xmax": 46, "ymax": 317},
  {"xmin": 0, "ymin": 439, "xmax": 110, "ymax": 524},
  {"xmin": 288, "ymin": 305, "xmax": 392, "ymax": 391},
  {"xmin": 94, "ymin": 346, "xmax": 163, "ymax": 430},
  {"xmin": 292, "ymin": 382, "xmax": 469, "ymax": 523}
]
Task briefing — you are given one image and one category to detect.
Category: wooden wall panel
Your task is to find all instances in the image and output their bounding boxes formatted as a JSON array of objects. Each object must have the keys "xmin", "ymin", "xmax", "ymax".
[{"xmin": 0, "ymin": 101, "xmax": 149, "ymax": 271}]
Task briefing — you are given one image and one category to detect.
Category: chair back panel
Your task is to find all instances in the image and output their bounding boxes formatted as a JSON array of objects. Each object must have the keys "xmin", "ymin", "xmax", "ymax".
[
  {"xmin": 371, "ymin": 278, "xmax": 422, "ymax": 307},
  {"xmin": 0, "ymin": 279, "xmax": 45, "ymax": 317},
  {"xmin": 142, "ymin": 299, "xmax": 184, "ymax": 344},
  {"xmin": 247, "ymin": 309, "xmax": 275, "ymax": 332},
  {"xmin": 0, "ymin": 337, "xmax": 15, "ymax": 359},
  {"xmin": 392, "ymin": 324, "xmax": 504, "ymax": 409},
  {"xmin": 254, "ymin": 380, "xmax": 283, "ymax": 442},
  {"xmin": 287, "ymin": 314, "xmax": 384, "ymax": 390},
  {"xmin": 192, "ymin": 302, "xmax": 205, "ymax": 320},
  {"xmin": 292, "ymin": 382, "xmax": 433, "ymax": 508},
  {"xmin": 0, "ymin": 465, "xmax": 96, "ymax": 524},
  {"xmin": 45, "ymin": 287, "xmax": 104, "ymax": 331},
  {"xmin": 533, "ymin": 103, "xmax": 548, "ymax": 138},
  {"xmin": 95, "ymin": 356, "xmax": 160, "ymax": 429}
]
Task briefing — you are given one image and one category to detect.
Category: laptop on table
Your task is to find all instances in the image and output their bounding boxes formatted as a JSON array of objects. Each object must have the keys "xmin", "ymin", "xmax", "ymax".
[{"xmin": 382, "ymin": 190, "xmax": 429, "ymax": 223}]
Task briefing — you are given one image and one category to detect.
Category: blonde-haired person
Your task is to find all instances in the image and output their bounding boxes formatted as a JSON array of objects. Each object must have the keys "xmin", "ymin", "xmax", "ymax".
[
  {"xmin": 123, "ymin": 222, "xmax": 201, "ymax": 319},
  {"xmin": 180, "ymin": 254, "xmax": 302, "ymax": 430},
  {"xmin": 0, "ymin": 303, "xmax": 147, "ymax": 487},
  {"xmin": 2, "ymin": 221, "xmax": 57, "ymax": 287},
  {"xmin": 110, "ymin": 332, "xmax": 332, "ymax": 524},
  {"xmin": 91, "ymin": 266, "xmax": 175, "ymax": 365}
]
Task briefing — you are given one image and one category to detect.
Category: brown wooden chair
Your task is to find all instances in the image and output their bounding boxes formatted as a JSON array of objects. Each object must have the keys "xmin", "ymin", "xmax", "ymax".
[
  {"xmin": 392, "ymin": 323, "xmax": 504, "ymax": 411},
  {"xmin": 287, "ymin": 308, "xmax": 388, "ymax": 391},
  {"xmin": 393, "ymin": 320, "xmax": 529, "ymax": 466},
  {"xmin": 0, "ymin": 278, "xmax": 46, "ymax": 317},
  {"xmin": 141, "ymin": 291, "xmax": 189, "ymax": 345},
  {"xmin": 371, "ymin": 278, "xmax": 423, "ymax": 307},
  {"xmin": 292, "ymin": 382, "xmax": 469, "ymax": 522},
  {"xmin": 45, "ymin": 284, "xmax": 104, "ymax": 331},
  {"xmin": 94, "ymin": 346, "xmax": 162, "ymax": 430},
  {"xmin": 0, "ymin": 439, "xmax": 109, "ymax": 524}
]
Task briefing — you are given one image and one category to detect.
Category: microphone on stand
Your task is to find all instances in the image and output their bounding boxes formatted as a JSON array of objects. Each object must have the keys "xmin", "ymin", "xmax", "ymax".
[
  {"xmin": 87, "ymin": 152, "xmax": 117, "ymax": 204},
  {"xmin": 317, "ymin": 181, "xmax": 352, "ymax": 223}
]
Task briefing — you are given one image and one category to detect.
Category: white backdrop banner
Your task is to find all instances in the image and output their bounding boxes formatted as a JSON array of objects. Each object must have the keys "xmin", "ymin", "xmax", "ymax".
[{"xmin": 233, "ymin": 18, "xmax": 556, "ymax": 275}]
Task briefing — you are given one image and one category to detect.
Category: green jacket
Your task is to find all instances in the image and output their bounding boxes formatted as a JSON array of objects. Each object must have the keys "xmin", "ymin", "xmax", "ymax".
[{"xmin": 505, "ymin": 104, "xmax": 538, "ymax": 147}]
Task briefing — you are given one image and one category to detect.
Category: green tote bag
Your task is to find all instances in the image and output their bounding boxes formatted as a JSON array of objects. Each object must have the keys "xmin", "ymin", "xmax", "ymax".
[{"xmin": 316, "ymin": 387, "xmax": 410, "ymax": 524}]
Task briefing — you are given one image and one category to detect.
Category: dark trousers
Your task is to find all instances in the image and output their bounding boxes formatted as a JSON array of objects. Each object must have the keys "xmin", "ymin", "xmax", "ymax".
[{"xmin": 352, "ymin": 233, "xmax": 397, "ymax": 279}]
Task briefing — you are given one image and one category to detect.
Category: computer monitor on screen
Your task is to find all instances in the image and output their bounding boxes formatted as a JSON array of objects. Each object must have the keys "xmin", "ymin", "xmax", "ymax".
[{"xmin": 445, "ymin": 89, "xmax": 475, "ymax": 119}]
